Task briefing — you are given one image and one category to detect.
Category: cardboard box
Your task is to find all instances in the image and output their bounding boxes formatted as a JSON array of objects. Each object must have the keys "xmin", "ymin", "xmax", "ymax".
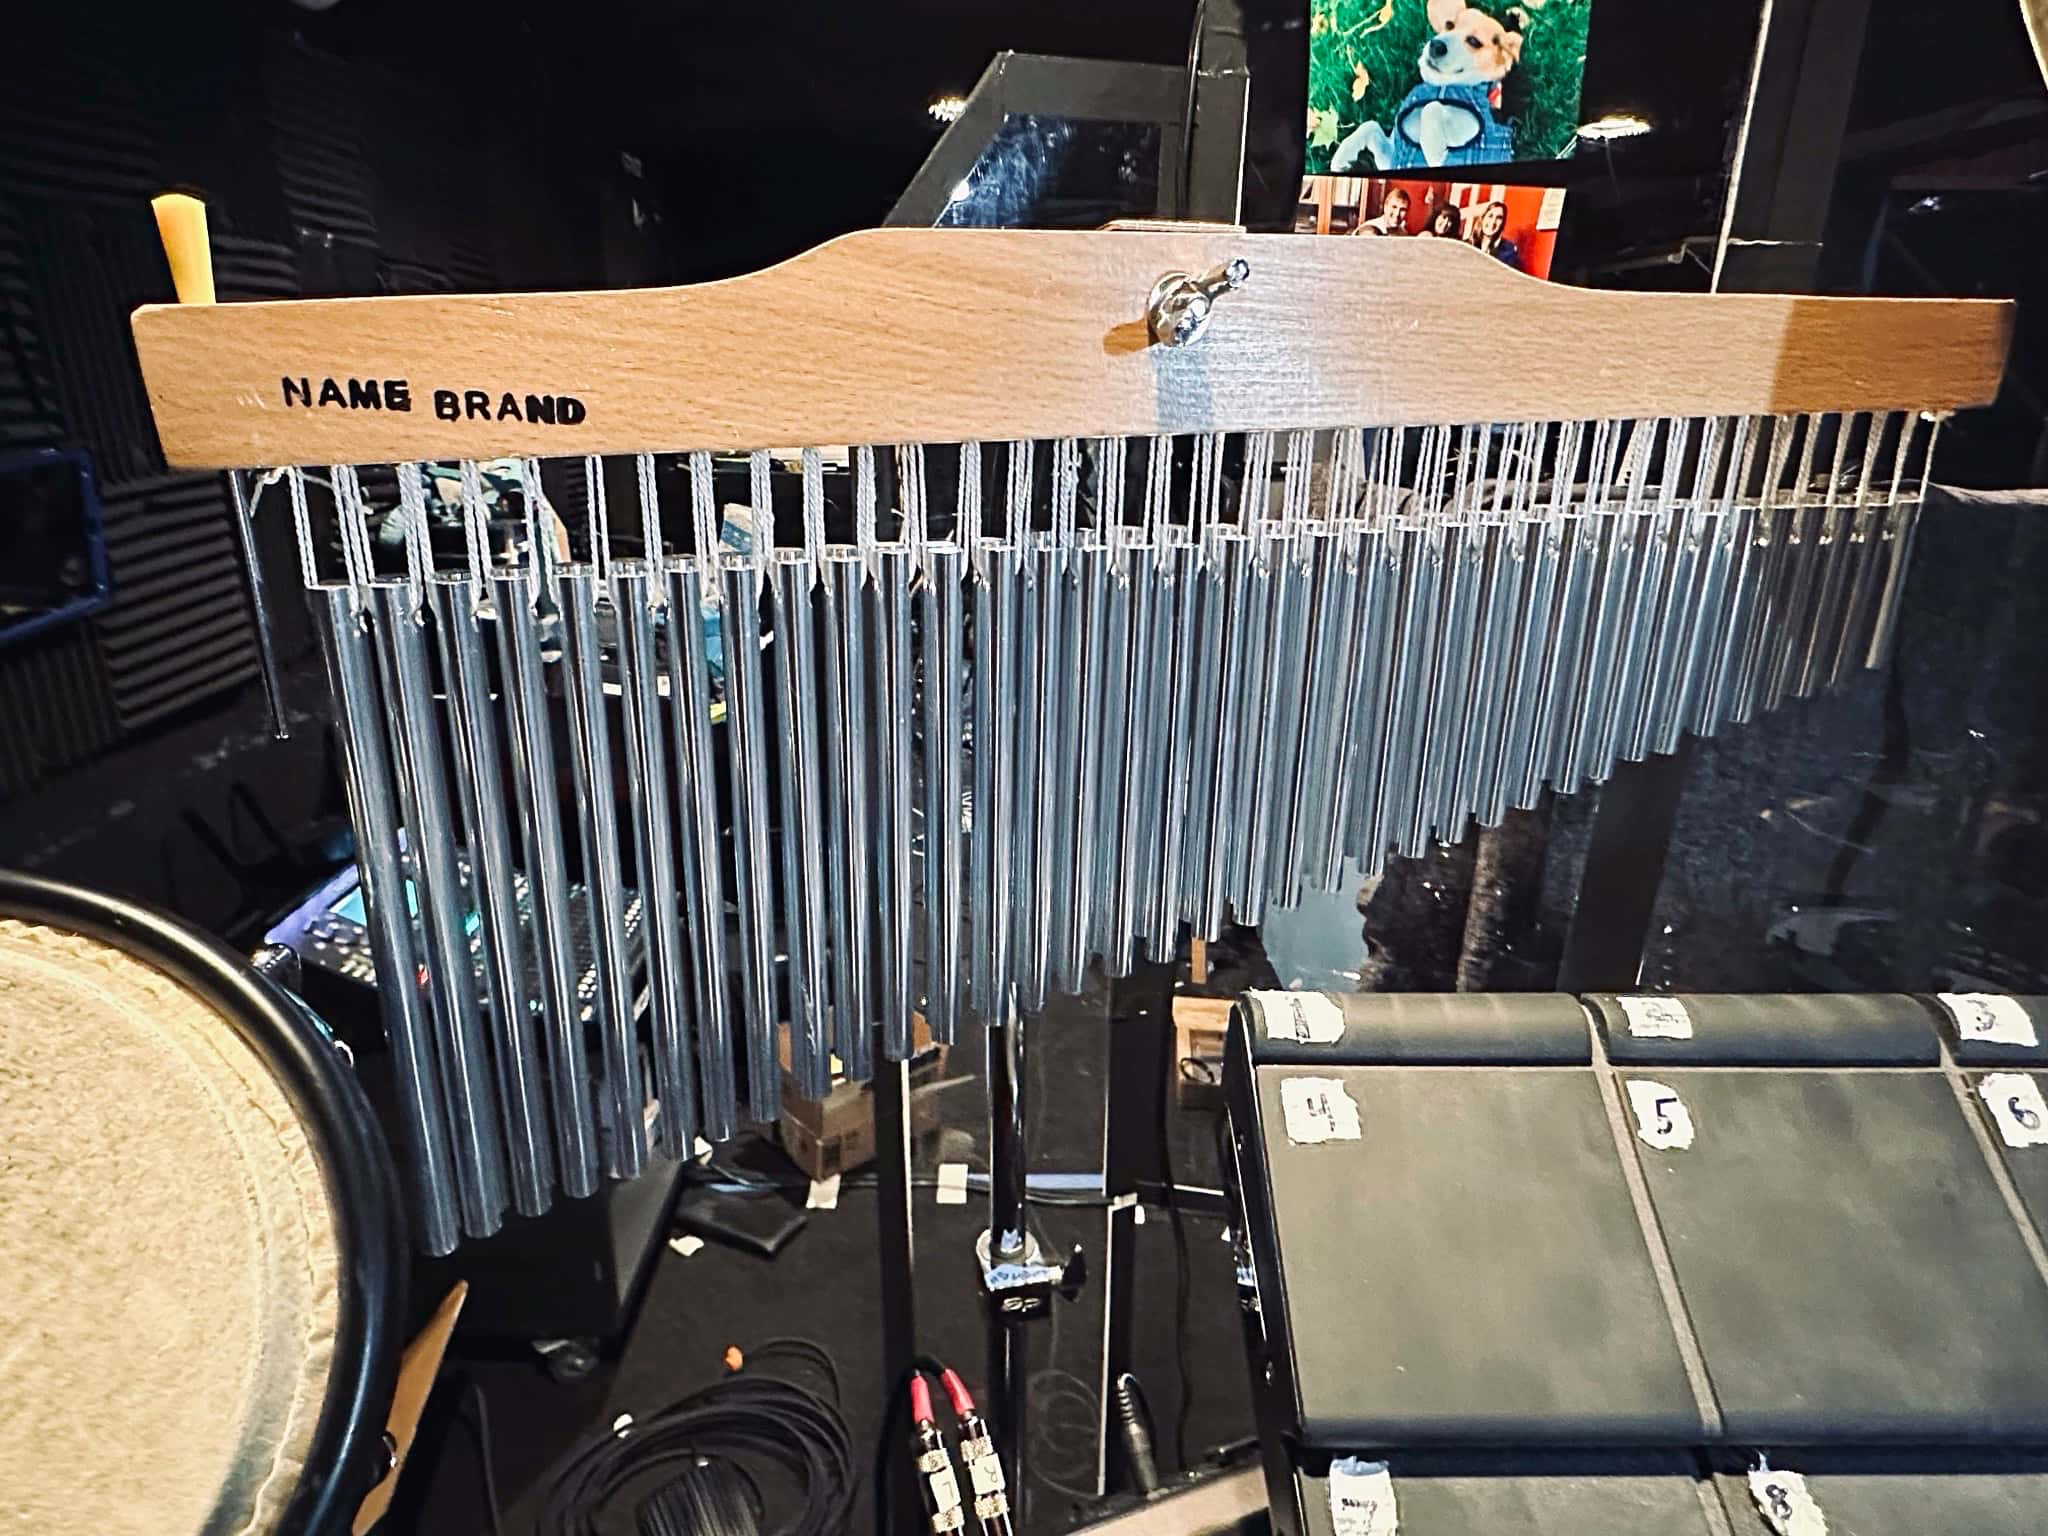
[
  {"xmin": 1173, "ymin": 995, "xmax": 1233, "ymax": 1109},
  {"xmin": 776, "ymin": 1013, "xmax": 949, "ymax": 1180}
]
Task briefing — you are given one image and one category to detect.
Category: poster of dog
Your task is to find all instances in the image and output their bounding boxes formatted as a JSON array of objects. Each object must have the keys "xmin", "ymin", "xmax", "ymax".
[
  {"xmin": 1306, "ymin": 0, "xmax": 1593, "ymax": 175},
  {"xmin": 1295, "ymin": 177, "xmax": 1567, "ymax": 280}
]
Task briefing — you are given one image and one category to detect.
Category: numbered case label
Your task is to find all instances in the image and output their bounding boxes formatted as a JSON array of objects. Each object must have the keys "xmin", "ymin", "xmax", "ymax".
[
  {"xmin": 1978, "ymin": 1072, "xmax": 2048, "ymax": 1149},
  {"xmin": 1747, "ymin": 1466, "xmax": 1827, "ymax": 1535},
  {"xmin": 1618, "ymin": 995, "xmax": 1693, "ymax": 1040},
  {"xmin": 1328, "ymin": 1456, "xmax": 1399, "ymax": 1536},
  {"xmin": 1281, "ymin": 1076, "xmax": 1362, "ymax": 1145},
  {"xmin": 1939, "ymin": 993, "xmax": 2039, "ymax": 1049},
  {"xmin": 1626, "ymin": 1079, "xmax": 1695, "ymax": 1151},
  {"xmin": 1253, "ymin": 990, "xmax": 1346, "ymax": 1045}
]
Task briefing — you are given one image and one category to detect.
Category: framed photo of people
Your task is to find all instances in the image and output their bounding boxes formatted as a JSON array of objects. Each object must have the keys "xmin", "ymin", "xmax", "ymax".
[{"xmin": 1295, "ymin": 177, "xmax": 1566, "ymax": 279}]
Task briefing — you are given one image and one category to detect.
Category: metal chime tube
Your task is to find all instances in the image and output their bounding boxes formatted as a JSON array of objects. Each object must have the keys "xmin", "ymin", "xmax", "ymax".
[
  {"xmin": 1179, "ymin": 525, "xmax": 1230, "ymax": 927},
  {"xmin": 1134, "ymin": 522, "xmax": 1182, "ymax": 946},
  {"xmin": 874, "ymin": 543, "xmax": 918, "ymax": 1054},
  {"xmin": 616, "ymin": 565, "xmax": 699, "ymax": 1158},
  {"xmin": 374, "ymin": 581, "xmax": 509, "ymax": 1235},
  {"xmin": 976, "ymin": 543, "xmax": 1020, "ymax": 1020},
  {"xmin": 723, "ymin": 554, "xmax": 780, "ymax": 1123},
  {"xmin": 560, "ymin": 569, "xmax": 648, "ymax": 1176},
  {"xmin": 923, "ymin": 541, "xmax": 967, "ymax": 1041},
  {"xmin": 1866, "ymin": 413, "xmax": 1938, "ymax": 670},
  {"xmin": 1028, "ymin": 523, "xmax": 1069, "ymax": 1002},
  {"xmin": 774, "ymin": 552, "xmax": 831, "ymax": 1091},
  {"xmin": 1461, "ymin": 425, "xmax": 1535, "ymax": 827},
  {"xmin": 496, "ymin": 568, "xmax": 600, "ymax": 1196},
  {"xmin": 1154, "ymin": 533, "xmax": 1203, "ymax": 937},
  {"xmin": 1118, "ymin": 527, "xmax": 1165, "ymax": 954},
  {"xmin": 1010, "ymin": 533, "xmax": 1045, "ymax": 1001},
  {"xmin": 823, "ymin": 551, "xmax": 876, "ymax": 1079},
  {"xmin": 1255, "ymin": 524, "xmax": 1313, "ymax": 915},
  {"xmin": 316, "ymin": 585, "xmax": 462, "ymax": 1255},
  {"xmin": 1067, "ymin": 536, "xmax": 1110, "ymax": 989},
  {"xmin": 1044, "ymin": 447, "xmax": 1088, "ymax": 985},
  {"xmin": 1095, "ymin": 540, "xmax": 1136, "ymax": 960},
  {"xmin": 431, "ymin": 575, "xmax": 553, "ymax": 1215}
]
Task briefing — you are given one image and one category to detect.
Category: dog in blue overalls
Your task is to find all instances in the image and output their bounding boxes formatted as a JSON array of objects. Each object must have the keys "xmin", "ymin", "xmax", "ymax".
[{"xmin": 1332, "ymin": 0, "xmax": 1524, "ymax": 172}]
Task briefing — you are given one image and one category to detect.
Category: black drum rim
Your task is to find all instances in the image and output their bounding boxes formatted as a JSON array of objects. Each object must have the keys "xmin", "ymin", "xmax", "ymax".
[{"xmin": 0, "ymin": 868, "xmax": 406, "ymax": 1536}]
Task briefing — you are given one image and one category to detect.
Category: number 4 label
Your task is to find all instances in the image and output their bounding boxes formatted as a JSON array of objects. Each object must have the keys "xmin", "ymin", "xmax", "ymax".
[
  {"xmin": 1748, "ymin": 1466, "xmax": 1826, "ymax": 1535},
  {"xmin": 1281, "ymin": 1076, "xmax": 1362, "ymax": 1145},
  {"xmin": 1978, "ymin": 1073, "xmax": 2048, "ymax": 1149}
]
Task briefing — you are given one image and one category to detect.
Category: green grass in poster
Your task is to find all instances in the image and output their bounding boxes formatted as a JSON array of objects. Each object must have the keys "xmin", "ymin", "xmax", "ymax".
[{"xmin": 1305, "ymin": 0, "xmax": 1593, "ymax": 173}]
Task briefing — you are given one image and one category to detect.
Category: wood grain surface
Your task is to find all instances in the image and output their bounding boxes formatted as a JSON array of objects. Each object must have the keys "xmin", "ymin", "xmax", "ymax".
[{"xmin": 130, "ymin": 226, "xmax": 2013, "ymax": 468}]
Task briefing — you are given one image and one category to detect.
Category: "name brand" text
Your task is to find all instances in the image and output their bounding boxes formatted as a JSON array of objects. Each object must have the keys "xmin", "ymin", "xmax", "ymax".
[{"xmin": 280, "ymin": 376, "xmax": 586, "ymax": 427}]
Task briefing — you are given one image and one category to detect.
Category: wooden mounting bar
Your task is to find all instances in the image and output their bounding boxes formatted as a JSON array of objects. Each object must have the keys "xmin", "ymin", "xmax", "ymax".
[{"xmin": 131, "ymin": 227, "xmax": 2012, "ymax": 469}]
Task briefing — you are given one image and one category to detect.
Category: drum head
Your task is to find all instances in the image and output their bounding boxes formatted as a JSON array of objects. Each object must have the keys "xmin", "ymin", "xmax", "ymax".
[{"xmin": 0, "ymin": 877, "xmax": 399, "ymax": 1536}]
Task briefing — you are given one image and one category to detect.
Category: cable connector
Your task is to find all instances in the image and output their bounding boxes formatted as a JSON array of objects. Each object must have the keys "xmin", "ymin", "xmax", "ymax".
[
  {"xmin": 910, "ymin": 1375, "xmax": 967, "ymax": 1534},
  {"xmin": 944, "ymin": 1372, "xmax": 1013, "ymax": 1536}
]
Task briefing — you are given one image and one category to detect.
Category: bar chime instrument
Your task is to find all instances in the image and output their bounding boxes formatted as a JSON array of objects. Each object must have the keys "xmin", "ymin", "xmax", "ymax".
[{"xmin": 132, "ymin": 227, "xmax": 2010, "ymax": 1253}]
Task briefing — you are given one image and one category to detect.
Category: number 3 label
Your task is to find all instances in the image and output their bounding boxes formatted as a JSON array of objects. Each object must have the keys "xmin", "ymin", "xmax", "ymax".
[{"xmin": 1978, "ymin": 1073, "xmax": 2048, "ymax": 1149}]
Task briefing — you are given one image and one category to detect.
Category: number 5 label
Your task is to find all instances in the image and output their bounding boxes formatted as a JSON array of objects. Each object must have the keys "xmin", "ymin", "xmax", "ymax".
[
  {"xmin": 1978, "ymin": 1072, "xmax": 2048, "ymax": 1149},
  {"xmin": 1626, "ymin": 1079, "xmax": 1695, "ymax": 1151}
]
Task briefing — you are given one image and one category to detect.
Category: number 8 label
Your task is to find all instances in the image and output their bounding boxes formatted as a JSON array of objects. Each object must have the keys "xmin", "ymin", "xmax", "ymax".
[{"xmin": 1978, "ymin": 1073, "xmax": 2048, "ymax": 1149}]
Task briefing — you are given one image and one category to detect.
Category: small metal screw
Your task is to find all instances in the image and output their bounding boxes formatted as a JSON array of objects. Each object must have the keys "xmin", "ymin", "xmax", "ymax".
[{"xmin": 1147, "ymin": 258, "xmax": 1251, "ymax": 348}]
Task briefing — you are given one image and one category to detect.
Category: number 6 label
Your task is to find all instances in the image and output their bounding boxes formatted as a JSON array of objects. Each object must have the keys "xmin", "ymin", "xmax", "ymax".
[
  {"xmin": 1625, "ymin": 1079, "xmax": 1695, "ymax": 1151},
  {"xmin": 1978, "ymin": 1073, "xmax": 2048, "ymax": 1149},
  {"xmin": 1747, "ymin": 1466, "xmax": 1826, "ymax": 1535}
]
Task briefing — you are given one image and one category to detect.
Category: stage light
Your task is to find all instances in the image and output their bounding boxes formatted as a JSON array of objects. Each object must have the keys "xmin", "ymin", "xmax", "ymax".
[
  {"xmin": 1577, "ymin": 112, "xmax": 1653, "ymax": 142},
  {"xmin": 928, "ymin": 95, "xmax": 968, "ymax": 124}
]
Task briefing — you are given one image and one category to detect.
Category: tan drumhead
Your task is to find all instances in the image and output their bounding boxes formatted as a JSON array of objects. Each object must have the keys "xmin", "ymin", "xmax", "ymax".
[{"xmin": 0, "ymin": 919, "xmax": 340, "ymax": 1536}]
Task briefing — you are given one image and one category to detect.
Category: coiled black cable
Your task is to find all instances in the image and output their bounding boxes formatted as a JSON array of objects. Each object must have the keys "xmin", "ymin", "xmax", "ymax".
[{"xmin": 537, "ymin": 1338, "xmax": 855, "ymax": 1536}]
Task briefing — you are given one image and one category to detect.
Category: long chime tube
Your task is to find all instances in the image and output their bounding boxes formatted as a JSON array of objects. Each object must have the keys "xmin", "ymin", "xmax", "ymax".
[
  {"xmin": 1154, "ymin": 536, "xmax": 1203, "ymax": 939},
  {"xmin": 315, "ymin": 585, "xmax": 462, "ymax": 1256},
  {"xmin": 496, "ymin": 572, "xmax": 600, "ymax": 1196},
  {"xmin": 1341, "ymin": 527, "xmax": 1401, "ymax": 874},
  {"xmin": 1064, "ymin": 541, "xmax": 1109, "ymax": 991},
  {"xmin": 874, "ymin": 546, "xmax": 917, "ymax": 1056},
  {"xmin": 1133, "ymin": 544, "xmax": 1181, "ymax": 945},
  {"xmin": 615, "ymin": 567, "xmax": 699, "ymax": 1157},
  {"xmin": 982, "ymin": 547, "xmax": 1022, "ymax": 1020},
  {"xmin": 923, "ymin": 542, "xmax": 967, "ymax": 1041},
  {"xmin": 431, "ymin": 576, "xmax": 553, "ymax": 1215},
  {"xmin": 668, "ymin": 560, "xmax": 742, "ymax": 1129},
  {"xmin": 375, "ymin": 581, "xmax": 509, "ymax": 1236},
  {"xmin": 1252, "ymin": 532, "xmax": 1311, "ymax": 916},
  {"xmin": 1114, "ymin": 546, "xmax": 1161, "ymax": 962},
  {"xmin": 722, "ymin": 557, "xmax": 781, "ymax": 1123},
  {"xmin": 1046, "ymin": 540, "xmax": 1086, "ymax": 987},
  {"xmin": 560, "ymin": 570, "xmax": 648, "ymax": 1177},
  {"xmin": 1179, "ymin": 531, "xmax": 1229, "ymax": 926},
  {"xmin": 1010, "ymin": 539, "xmax": 1046, "ymax": 1006},
  {"xmin": 1094, "ymin": 548, "xmax": 1135, "ymax": 960},
  {"xmin": 1025, "ymin": 533, "xmax": 1065, "ymax": 1005},
  {"xmin": 774, "ymin": 553, "xmax": 832, "ymax": 1091},
  {"xmin": 823, "ymin": 552, "xmax": 876, "ymax": 1080},
  {"xmin": 1294, "ymin": 528, "xmax": 1358, "ymax": 886}
]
